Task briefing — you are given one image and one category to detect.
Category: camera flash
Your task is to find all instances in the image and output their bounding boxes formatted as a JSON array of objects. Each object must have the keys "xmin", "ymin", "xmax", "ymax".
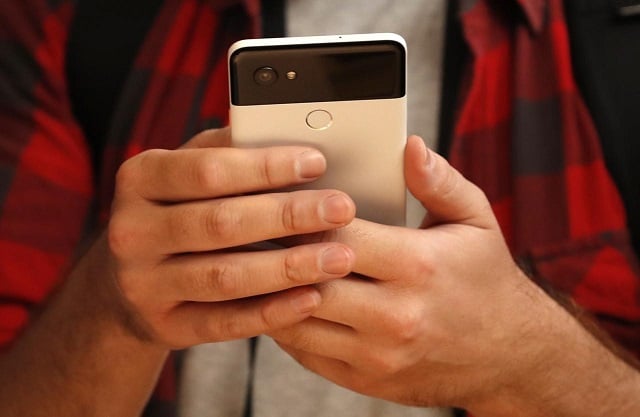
[{"xmin": 286, "ymin": 71, "xmax": 297, "ymax": 80}]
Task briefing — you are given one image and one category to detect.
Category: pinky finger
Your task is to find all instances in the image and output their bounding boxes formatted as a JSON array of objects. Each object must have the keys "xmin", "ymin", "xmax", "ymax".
[
  {"xmin": 277, "ymin": 344, "xmax": 415, "ymax": 405},
  {"xmin": 167, "ymin": 287, "xmax": 322, "ymax": 346},
  {"xmin": 276, "ymin": 343, "xmax": 359, "ymax": 390}
]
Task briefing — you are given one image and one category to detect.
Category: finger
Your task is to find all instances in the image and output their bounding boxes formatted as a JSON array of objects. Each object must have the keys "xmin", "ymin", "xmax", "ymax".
[
  {"xmin": 273, "ymin": 220, "xmax": 427, "ymax": 282},
  {"xmin": 270, "ymin": 317, "xmax": 357, "ymax": 364},
  {"xmin": 156, "ymin": 243, "xmax": 354, "ymax": 302},
  {"xmin": 278, "ymin": 342, "xmax": 353, "ymax": 381},
  {"xmin": 168, "ymin": 287, "xmax": 322, "ymax": 344},
  {"xmin": 279, "ymin": 342, "xmax": 351, "ymax": 374},
  {"xmin": 275, "ymin": 338, "xmax": 364, "ymax": 393},
  {"xmin": 276, "ymin": 343, "xmax": 419, "ymax": 405},
  {"xmin": 311, "ymin": 276, "xmax": 386, "ymax": 326},
  {"xmin": 313, "ymin": 276, "xmax": 427, "ymax": 339},
  {"xmin": 145, "ymin": 190, "xmax": 355, "ymax": 254},
  {"xmin": 283, "ymin": 220, "xmax": 434, "ymax": 283},
  {"xmin": 404, "ymin": 135, "xmax": 495, "ymax": 228},
  {"xmin": 115, "ymin": 145, "xmax": 327, "ymax": 202},
  {"xmin": 180, "ymin": 127, "xmax": 232, "ymax": 149}
]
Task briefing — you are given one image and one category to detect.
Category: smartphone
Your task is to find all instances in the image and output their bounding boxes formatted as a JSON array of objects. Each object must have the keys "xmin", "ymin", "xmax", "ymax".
[{"xmin": 228, "ymin": 33, "xmax": 407, "ymax": 226}]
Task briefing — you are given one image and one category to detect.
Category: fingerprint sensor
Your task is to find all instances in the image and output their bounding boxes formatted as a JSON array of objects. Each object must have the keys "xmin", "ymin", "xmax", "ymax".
[{"xmin": 306, "ymin": 110, "xmax": 333, "ymax": 130}]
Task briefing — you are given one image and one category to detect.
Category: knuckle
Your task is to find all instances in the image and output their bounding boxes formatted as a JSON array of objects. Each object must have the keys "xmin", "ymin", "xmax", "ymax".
[
  {"xmin": 280, "ymin": 197, "xmax": 301, "ymax": 233},
  {"xmin": 282, "ymin": 250, "xmax": 305, "ymax": 285},
  {"xmin": 386, "ymin": 304, "xmax": 424, "ymax": 343},
  {"xmin": 433, "ymin": 164, "xmax": 461, "ymax": 202},
  {"xmin": 205, "ymin": 262, "xmax": 239, "ymax": 299},
  {"xmin": 258, "ymin": 297, "xmax": 294, "ymax": 332},
  {"xmin": 192, "ymin": 152, "xmax": 222, "ymax": 190},
  {"xmin": 108, "ymin": 216, "xmax": 137, "ymax": 258},
  {"xmin": 198, "ymin": 313, "xmax": 243, "ymax": 341},
  {"xmin": 259, "ymin": 302, "xmax": 278, "ymax": 332},
  {"xmin": 430, "ymin": 154, "xmax": 494, "ymax": 219},
  {"xmin": 115, "ymin": 149, "xmax": 167, "ymax": 195},
  {"xmin": 204, "ymin": 201, "xmax": 240, "ymax": 241},
  {"xmin": 414, "ymin": 254, "xmax": 437, "ymax": 279},
  {"xmin": 461, "ymin": 178, "xmax": 491, "ymax": 213},
  {"xmin": 316, "ymin": 280, "xmax": 339, "ymax": 302},
  {"xmin": 220, "ymin": 314, "xmax": 246, "ymax": 340},
  {"xmin": 258, "ymin": 153, "xmax": 278, "ymax": 187}
]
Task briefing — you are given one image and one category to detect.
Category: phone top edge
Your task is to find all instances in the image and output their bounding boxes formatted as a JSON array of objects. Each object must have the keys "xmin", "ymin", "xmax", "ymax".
[
  {"xmin": 230, "ymin": 96, "xmax": 407, "ymax": 107},
  {"xmin": 229, "ymin": 93, "xmax": 407, "ymax": 109},
  {"xmin": 228, "ymin": 33, "xmax": 407, "ymax": 59}
]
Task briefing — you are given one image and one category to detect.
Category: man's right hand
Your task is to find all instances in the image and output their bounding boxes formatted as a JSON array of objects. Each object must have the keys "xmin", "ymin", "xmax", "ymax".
[{"xmin": 105, "ymin": 127, "xmax": 356, "ymax": 348}]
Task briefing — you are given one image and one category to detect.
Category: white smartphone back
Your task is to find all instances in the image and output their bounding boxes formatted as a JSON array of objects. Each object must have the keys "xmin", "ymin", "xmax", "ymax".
[{"xmin": 229, "ymin": 34, "xmax": 407, "ymax": 226}]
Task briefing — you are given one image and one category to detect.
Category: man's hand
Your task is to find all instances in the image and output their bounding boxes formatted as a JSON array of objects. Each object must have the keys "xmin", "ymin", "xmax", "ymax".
[
  {"xmin": 270, "ymin": 136, "xmax": 640, "ymax": 416},
  {"xmin": 0, "ymin": 126, "xmax": 357, "ymax": 417},
  {"xmin": 106, "ymin": 127, "xmax": 356, "ymax": 348},
  {"xmin": 0, "ymin": 129, "xmax": 355, "ymax": 417}
]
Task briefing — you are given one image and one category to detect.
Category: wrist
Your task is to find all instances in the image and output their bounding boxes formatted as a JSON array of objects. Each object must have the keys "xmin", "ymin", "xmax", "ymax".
[
  {"xmin": 466, "ymin": 277, "xmax": 640, "ymax": 417},
  {"xmin": 0, "ymin": 235, "xmax": 169, "ymax": 416}
]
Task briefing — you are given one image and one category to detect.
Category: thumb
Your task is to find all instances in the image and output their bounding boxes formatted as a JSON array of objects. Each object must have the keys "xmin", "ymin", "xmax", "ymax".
[{"xmin": 404, "ymin": 135, "xmax": 495, "ymax": 228}]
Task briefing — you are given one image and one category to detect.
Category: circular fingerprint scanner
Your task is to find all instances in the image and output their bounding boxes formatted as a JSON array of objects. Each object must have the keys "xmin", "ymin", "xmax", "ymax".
[{"xmin": 306, "ymin": 110, "xmax": 333, "ymax": 130}]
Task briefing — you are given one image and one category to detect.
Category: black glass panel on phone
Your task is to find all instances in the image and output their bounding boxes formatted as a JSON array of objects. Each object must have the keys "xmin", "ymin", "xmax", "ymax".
[{"xmin": 230, "ymin": 41, "xmax": 405, "ymax": 105}]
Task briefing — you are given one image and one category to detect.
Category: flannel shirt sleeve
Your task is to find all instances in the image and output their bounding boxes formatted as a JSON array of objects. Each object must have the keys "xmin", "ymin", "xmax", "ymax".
[{"xmin": 0, "ymin": 1, "xmax": 93, "ymax": 348}]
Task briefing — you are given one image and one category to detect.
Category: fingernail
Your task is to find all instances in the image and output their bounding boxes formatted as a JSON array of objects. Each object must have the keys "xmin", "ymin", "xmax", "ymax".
[
  {"xmin": 320, "ymin": 247, "xmax": 352, "ymax": 274},
  {"xmin": 296, "ymin": 150, "xmax": 326, "ymax": 179},
  {"xmin": 410, "ymin": 135, "xmax": 432, "ymax": 168},
  {"xmin": 320, "ymin": 194, "xmax": 353, "ymax": 224},
  {"xmin": 291, "ymin": 291, "xmax": 321, "ymax": 314},
  {"xmin": 424, "ymin": 146, "xmax": 434, "ymax": 169}
]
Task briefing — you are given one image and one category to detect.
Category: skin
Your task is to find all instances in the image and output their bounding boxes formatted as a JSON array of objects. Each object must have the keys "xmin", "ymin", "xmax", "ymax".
[
  {"xmin": 271, "ymin": 135, "xmax": 640, "ymax": 416},
  {"xmin": 0, "ymin": 128, "xmax": 638, "ymax": 416},
  {"xmin": 0, "ymin": 127, "xmax": 356, "ymax": 416}
]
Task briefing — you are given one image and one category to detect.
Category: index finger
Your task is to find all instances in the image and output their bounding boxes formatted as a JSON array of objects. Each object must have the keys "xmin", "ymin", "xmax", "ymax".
[{"xmin": 116, "ymin": 145, "xmax": 327, "ymax": 202}]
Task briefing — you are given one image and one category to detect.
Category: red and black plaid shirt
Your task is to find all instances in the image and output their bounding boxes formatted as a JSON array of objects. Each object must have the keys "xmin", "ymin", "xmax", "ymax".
[
  {"xmin": 0, "ymin": 0, "xmax": 638, "ymax": 415},
  {"xmin": 451, "ymin": 0, "xmax": 640, "ymax": 360}
]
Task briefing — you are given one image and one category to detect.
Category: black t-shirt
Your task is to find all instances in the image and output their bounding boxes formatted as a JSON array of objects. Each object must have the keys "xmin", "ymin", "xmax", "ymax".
[{"xmin": 65, "ymin": 0, "xmax": 164, "ymax": 173}]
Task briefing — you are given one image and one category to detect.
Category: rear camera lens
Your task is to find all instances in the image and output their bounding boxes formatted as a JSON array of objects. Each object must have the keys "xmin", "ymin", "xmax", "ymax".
[{"xmin": 254, "ymin": 67, "xmax": 278, "ymax": 86}]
